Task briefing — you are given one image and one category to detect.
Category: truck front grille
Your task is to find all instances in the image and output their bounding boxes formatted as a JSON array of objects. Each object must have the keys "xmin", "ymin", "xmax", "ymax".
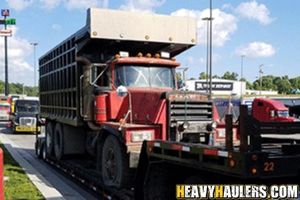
[
  {"xmin": 169, "ymin": 101, "xmax": 213, "ymax": 123},
  {"xmin": 20, "ymin": 117, "xmax": 36, "ymax": 126}
]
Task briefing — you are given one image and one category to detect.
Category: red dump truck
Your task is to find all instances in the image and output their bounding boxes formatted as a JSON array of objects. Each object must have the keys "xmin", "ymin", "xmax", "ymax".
[{"xmin": 36, "ymin": 8, "xmax": 215, "ymax": 189}]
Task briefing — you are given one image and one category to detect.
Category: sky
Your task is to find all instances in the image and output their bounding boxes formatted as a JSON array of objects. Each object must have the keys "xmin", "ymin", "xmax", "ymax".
[{"xmin": 0, "ymin": 0, "xmax": 300, "ymax": 86}]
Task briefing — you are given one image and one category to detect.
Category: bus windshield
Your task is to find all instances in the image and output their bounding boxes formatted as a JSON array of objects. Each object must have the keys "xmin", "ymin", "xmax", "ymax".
[{"xmin": 115, "ymin": 65, "xmax": 175, "ymax": 89}]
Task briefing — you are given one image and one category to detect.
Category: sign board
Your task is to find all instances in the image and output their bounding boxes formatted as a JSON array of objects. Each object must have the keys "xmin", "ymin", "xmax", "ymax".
[
  {"xmin": 0, "ymin": 29, "xmax": 12, "ymax": 37},
  {"xmin": 0, "ymin": 19, "xmax": 5, "ymax": 24},
  {"xmin": 5, "ymin": 18, "xmax": 16, "ymax": 25},
  {"xmin": 195, "ymin": 82, "xmax": 233, "ymax": 91},
  {"xmin": 1, "ymin": 9, "xmax": 9, "ymax": 17}
]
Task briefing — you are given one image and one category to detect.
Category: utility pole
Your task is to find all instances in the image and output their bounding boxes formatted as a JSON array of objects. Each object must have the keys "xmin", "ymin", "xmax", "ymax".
[
  {"xmin": 0, "ymin": 9, "xmax": 16, "ymax": 96},
  {"xmin": 31, "ymin": 42, "xmax": 38, "ymax": 87},
  {"xmin": 202, "ymin": 16, "xmax": 214, "ymax": 94},
  {"xmin": 240, "ymin": 55, "xmax": 245, "ymax": 98}
]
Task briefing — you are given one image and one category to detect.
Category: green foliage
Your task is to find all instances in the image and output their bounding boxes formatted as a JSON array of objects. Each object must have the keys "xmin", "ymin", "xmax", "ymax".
[
  {"xmin": 199, "ymin": 72, "xmax": 208, "ymax": 79},
  {"xmin": 221, "ymin": 71, "xmax": 238, "ymax": 80},
  {"xmin": 0, "ymin": 81, "xmax": 38, "ymax": 96}
]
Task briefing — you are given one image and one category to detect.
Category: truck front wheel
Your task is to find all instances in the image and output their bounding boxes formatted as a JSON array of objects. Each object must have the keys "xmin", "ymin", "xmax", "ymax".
[{"xmin": 98, "ymin": 135, "xmax": 131, "ymax": 189}]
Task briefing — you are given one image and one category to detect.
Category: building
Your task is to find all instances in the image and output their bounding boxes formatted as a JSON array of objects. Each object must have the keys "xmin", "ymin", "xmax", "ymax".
[
  {"xmin": 185, "ymin": 79, "xmax": 278, "ymax": 97},
  {"xmin": 185, "ymin": 79, "xmax": 246, "ymax": 96}
]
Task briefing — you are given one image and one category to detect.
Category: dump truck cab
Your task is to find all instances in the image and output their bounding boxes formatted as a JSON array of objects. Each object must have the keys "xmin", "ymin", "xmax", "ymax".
[{"xmin": 252, "ymin": 98, "xmax": 295, "ymax": 122}]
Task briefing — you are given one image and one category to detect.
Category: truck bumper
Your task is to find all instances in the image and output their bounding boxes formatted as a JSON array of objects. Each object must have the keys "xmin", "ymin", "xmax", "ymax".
[{"xmin": 15, "ymin": 125, "xmax": 40, "ymax": 133}]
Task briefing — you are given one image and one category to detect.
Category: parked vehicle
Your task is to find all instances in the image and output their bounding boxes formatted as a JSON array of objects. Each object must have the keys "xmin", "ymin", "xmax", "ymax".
[
  {"xmin": 0, "ymin": 102, "xmax": 10, "ymax": 121},
  {"xmin": 37, "ymin": 8, "xmax": 215, "ymax": 189},
  {"xmin": 252, "ymin": 98, "xmax": 296, "ymax": 122},
  {"xmin": 11, "ymin": 99, "xmax": 40, "ymax": 133},
  {"xmin": 35, "ymin": 9, "xmax": 300, "ymax": 199}
]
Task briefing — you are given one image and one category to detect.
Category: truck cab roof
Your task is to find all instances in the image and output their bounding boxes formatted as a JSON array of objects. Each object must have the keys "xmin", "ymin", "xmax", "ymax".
[{"xmin": 254, "ymin": 98, "xmax": 288, "ymax": 110}]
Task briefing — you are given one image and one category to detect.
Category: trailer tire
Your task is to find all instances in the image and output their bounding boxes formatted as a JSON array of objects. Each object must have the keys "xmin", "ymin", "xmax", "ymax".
[
  {"xmin": 36, "ymin": 142, "xmax": 43, "ymax": 159},
  {"xmin": 98, "ymin": 135, "xmax": 131, "ymax": 189},
  {"xmin": 54, "ymin": 123, "xmax": 64, "ymax": 160},
  {"xmin": 46, "ymin": 122, "xmax": 54, "ymax": 157},
  {"xmin": 42, "ymin": 143, "xmax": 47, "ymax": 160}
]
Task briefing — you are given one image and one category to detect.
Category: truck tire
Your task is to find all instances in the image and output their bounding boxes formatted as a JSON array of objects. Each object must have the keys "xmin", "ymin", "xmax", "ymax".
[
  {"xmin": 54, "ymin": 123, "xmax": 64, "ymax": 160},
  {"xmin": 98, "ymin": 135, "xmax": 131, "ymax": 189},
  {"xmin": 46, "ymin": 122, "xmax": 54, "ymax": 157}
]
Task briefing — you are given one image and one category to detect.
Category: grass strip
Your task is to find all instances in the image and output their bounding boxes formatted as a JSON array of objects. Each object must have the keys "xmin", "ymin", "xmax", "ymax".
[{"xmin": 0, "ymin": 143, "xmax": 44, "ymax": 200}]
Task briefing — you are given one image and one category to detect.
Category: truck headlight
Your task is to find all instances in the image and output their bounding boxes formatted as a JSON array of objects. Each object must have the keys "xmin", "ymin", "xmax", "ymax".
[
  {"xmin": 130, "ymin": 130, "xmax": 154, "ymax": 142},
  {"xmin": 206, "ymin": 121, "xmax": 217, "ymax": 132}
]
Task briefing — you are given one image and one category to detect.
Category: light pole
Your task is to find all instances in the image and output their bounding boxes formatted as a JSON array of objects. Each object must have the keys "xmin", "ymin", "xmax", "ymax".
[
  {"xmin": 177, "ymin": 67, "xmax": 189, "ymax": 88},
  {"xmin": 240, "ymin": 55, "xmax": 245, "ymax": 98},
  {"xmin": 202, "ymin": 16, "xmax": 214, "ymax": 94},
  {"xmin": 30, "ymin": 42, "xmax": 38, "ymax": 87},
  {"xmin": 259, "ymin": 64, "xmax": 264, "ymax": 95},
  {"xmin": 208, "ymin": 0, "xmax": 213, "ymax": 99}
]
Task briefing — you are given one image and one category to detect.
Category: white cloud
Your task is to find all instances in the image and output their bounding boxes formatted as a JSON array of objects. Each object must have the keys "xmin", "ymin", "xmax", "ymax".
[
  {"xmin": 64, "ymin": 0, "xmax": 99, "ymax": 10},
  {"xmin": 222, "ymin": 3, "xmax": 234, "ymax": 10},
  {"xmin": 40, "ymin": 0, "xmax": 109, "ymax": 10},
  {"xmin": 171, "ymin": 8, "xmax": 237, "ymax": 47},
  {"xmin": 6, "ymin": 0, "xmax": 34, "ymax": 11},
  {"xmin": 235, "ymin": 42, "xmax": 276, "ymax": 58},
  {"xmin": 235, "ymin": 1, "xmax": 274, "ymax": 25},
  {"xmin": 41, "ymin": 0, "xmax": 61, "ymax": 9},
  {"xmin": 120, "ymin": 0, "xmax": 165, "ymax": 13},
  {"xmin": 0, "ymin": 27, "xmax": 34, "ymax": 85}
]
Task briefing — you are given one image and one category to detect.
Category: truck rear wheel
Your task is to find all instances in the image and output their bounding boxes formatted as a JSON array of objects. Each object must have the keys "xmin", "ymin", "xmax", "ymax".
[
  {"xmin": 54, "ymin": 123, "xmax": 64, "ymax": 160},
  {"xmin": 46, "ymin": 122, "xmax": 54, "ymax": 157},
  {"xmin": 98, "ymin": 135, "xmax": 130, "ymax": 188}
]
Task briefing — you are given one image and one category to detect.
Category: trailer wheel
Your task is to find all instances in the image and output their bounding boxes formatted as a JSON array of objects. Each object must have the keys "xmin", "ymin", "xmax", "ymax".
[
  {"xmin": 46, "ymin": 122, "xmax": 54, "ymax": 157},
  {"xmin": 54, "ymin": 123, "xmax": 64, "ymax": 160},
  {"xmin": 35, "ymin": 142, "xmax": 43, "ymax": 159},
  {"xmin": 99, "ymin": 135, "xmax": 130, "ymax": 188},
  {"xmin": 42, "ymin": 143, "xmax": 47, "ymax": 160}
]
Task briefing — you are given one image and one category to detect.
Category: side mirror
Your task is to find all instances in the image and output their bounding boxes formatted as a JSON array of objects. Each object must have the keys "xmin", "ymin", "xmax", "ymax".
[
  {"xmin": 116, "ymin": 85, "xmax": 128, "ymax": 97},
  {"xmin": 270, "ymin": 110, "xmax": 275, "ymax": 118}
]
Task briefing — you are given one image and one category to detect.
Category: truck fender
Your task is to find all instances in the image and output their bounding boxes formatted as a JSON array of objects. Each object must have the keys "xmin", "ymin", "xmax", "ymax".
[{"xmin": 97, "ymin": 125, "xmax": 124, "ymax": 145}]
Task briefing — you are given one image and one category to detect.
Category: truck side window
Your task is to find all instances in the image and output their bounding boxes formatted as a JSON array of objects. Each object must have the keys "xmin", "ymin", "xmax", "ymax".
[
  {"xmin": 258, "ymin": 102, "xmax": 263, "ymax": 106},
  {"xmin": 91, "ymin": 65, "xmax": 110, "ymax": 88}
]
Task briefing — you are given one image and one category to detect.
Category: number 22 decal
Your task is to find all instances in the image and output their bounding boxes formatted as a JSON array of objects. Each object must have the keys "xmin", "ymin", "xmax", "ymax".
[{"xmin": 264, "ymin": 162, "xmax": 275, "ymax": 172}]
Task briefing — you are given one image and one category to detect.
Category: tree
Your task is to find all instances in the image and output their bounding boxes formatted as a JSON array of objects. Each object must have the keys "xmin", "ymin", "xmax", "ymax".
[
  {"xmin": 221, "ymin": 71, "xmax": 238, "ymax": 80},
  {"xmin": 277, "ymin": 78, "xmax": 292, "ymax": 94},
  {"xmin": 199, "ymin": 72, "xmax": 207, "ymax": 79},
  {"xmin": 289, "ymin": 76, "xmax": 300, "ymax": 89}
]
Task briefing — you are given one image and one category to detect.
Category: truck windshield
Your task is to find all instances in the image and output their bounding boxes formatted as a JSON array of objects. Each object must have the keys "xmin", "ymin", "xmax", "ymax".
[
  {"xmin": 277, "ymin": 110, "xmax": 289, "ymax": 117},
  {"xmin": 16, "ymin": 101, "xmax": 39, "ymax": 114},
  {"xmin": 115, "ymin": 65, "xmax": 175, "ymax": 88}
]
